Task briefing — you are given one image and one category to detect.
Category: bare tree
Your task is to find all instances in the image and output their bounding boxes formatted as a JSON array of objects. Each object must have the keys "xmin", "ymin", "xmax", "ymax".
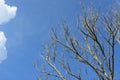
[{"xmin": 35, "ymin": 5, "xmax": 120, "ymax": 80}]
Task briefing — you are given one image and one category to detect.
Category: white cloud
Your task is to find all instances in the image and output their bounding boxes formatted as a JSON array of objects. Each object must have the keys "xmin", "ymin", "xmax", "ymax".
[
  {"xmin": 0, "ymin": 0, "xmax": 17, "ymax": 63},
  {"xmin": 0, "ymin": 0, "xmax": 17, "ymax": 25},
  {"xmin": 0, "ymin": 32, "xmax": 7, "ymax": 63}
]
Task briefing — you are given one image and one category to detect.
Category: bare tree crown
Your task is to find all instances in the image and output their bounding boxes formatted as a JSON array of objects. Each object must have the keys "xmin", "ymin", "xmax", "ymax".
[{"xmin": 35, "ymin": 4, "xmax": 120, "ymax": 80}]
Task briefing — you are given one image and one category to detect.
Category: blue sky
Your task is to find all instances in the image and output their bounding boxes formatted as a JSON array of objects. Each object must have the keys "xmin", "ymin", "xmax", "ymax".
[{"xmin": 0, "ymin": 0, "xmax": 120, "ymax": 80}]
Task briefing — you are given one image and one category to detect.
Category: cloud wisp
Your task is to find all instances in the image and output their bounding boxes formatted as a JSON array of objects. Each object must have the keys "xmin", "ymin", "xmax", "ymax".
[
  {"xmin": 0, "ymin": 32, "xmax": 7, "ymax": 63},
  {"xmin": 0, "ymin": 0, "xmax": 17, "ymax": 63}
]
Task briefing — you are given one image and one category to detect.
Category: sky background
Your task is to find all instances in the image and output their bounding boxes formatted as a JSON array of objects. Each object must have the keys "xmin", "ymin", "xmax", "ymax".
[{"xmin": 0, "ymin": 0, "xmax": 120, "ymax": 80}]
